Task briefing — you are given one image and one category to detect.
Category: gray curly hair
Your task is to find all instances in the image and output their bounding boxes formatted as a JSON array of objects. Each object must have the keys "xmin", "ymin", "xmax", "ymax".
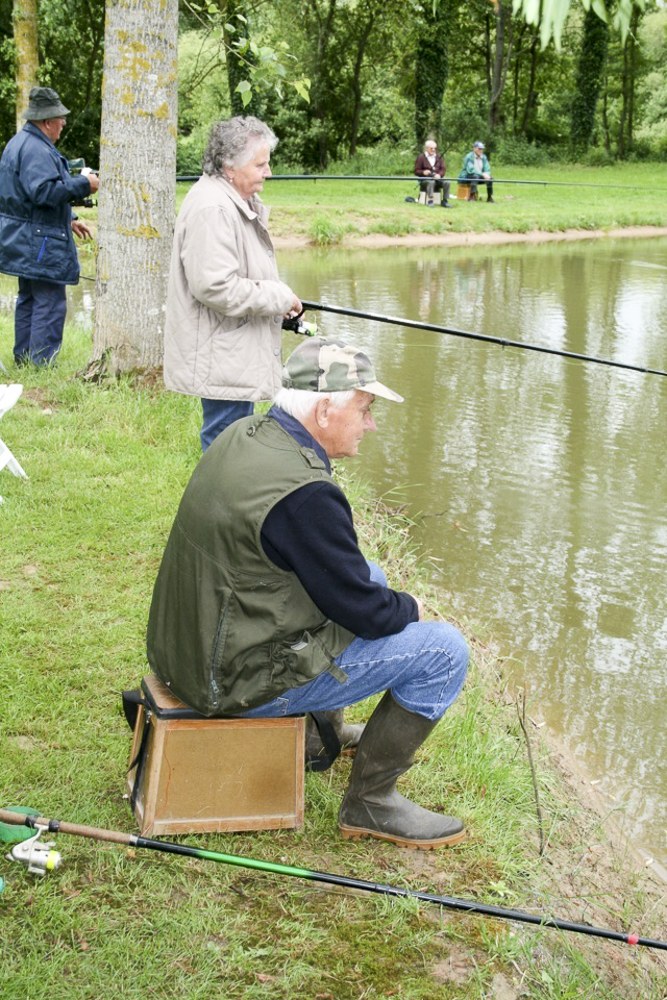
[{"xmin": 202, "ymin": 116, "xmax": 278, "ymax": 176}]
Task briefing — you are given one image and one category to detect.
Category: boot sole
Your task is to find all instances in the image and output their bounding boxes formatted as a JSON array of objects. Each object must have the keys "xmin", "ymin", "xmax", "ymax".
[{"xmin": 338, "ymin": 823, "xmax": 465, "ymax": 850}]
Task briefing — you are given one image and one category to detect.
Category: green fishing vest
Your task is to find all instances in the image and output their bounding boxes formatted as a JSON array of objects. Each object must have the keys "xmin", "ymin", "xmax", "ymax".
[{"xmin": 146, "ymin": 415, "xmax": 354, "ymax": 716}]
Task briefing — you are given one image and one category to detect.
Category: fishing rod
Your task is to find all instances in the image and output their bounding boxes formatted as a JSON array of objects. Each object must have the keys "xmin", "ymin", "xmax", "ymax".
[
  {"xmin": 301, "ymin": 300, "xmax": 667, "ymax": 379},
  {"xmin": 2, "ymin": 809, "xmax": 666, "ymax": 951},
  {"xmin": 175, "ymin": 174, "xmax": 667, "ymax": 191}
]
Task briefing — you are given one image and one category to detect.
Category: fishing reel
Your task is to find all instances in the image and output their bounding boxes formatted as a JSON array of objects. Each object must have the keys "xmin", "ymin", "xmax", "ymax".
[
  {"xmin": 6, "ymin": 822, "xmax": 61, "ymax": 876},
  {"xmin": 281, "ymin": 311, "xmax": 318, "ymax": 337}
]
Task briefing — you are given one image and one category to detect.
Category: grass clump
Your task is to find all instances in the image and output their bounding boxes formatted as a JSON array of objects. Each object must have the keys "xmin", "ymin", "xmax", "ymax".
[
  {"xmin": 1, "ymin": 318, "xmax": 666, "ymax": 998},
  {"xmin": 308, "ymin": 213, "xmax": 347, "ymax": 245}
]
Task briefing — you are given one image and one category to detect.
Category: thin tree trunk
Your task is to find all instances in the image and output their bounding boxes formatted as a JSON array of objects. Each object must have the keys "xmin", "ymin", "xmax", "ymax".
[
  {"xmin": 519, "ymin": 28, "xmax": 540, "ymax": 136},
  {"xmin": 349, "ymin": 12, "xmax": 374, "ymax": 155},
  {"xmin": 489, "ymin": 1, "xmax": 513, "ymax": 133},
  {"xmin": 12, "ymin": 0, "xmax": 39, "ymax": 133},
  {"xmin": 304, "ymin": 0, "xmax": 338, "ymax": 169},
  {"xmin": 90, "ymin": 0, "xmax": 178, "ymax": 373},
  {"xmin": 512, "ymin": 23, "xmax": 527, "ymax": 134}
]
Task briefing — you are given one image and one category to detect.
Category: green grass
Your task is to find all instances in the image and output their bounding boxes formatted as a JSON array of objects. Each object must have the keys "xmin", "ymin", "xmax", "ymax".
[
  {"xmin": 175, "ymin": 162, "xmax": 667, "ymax": 244},
  {"xmin": 1, "ymin": 319, "xmax": 666, "ymax": 997}
]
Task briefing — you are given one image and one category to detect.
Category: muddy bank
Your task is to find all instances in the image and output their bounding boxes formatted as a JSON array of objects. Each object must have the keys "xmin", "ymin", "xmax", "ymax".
[{"xmin": 273, "ymin": 224, "xmax": 667, "ymax": 251}]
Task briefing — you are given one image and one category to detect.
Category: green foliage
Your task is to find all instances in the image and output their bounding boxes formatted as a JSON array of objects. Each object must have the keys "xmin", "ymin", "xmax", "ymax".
[
  {"xmin": 493, "ymin": 135, "xmax": 552, "ymax": 166},
  {"xmin": 514, "ymin": 0, "xmax": 645, "ymax": 50},
  {"xmin": 36, "ymin": 0, "xmax": 105, "ymax": 166},
  {"xmin": 308, "ymin": 213, "xmax": 346, "ymax": 245},
  {"xmin": 414, "ymin": 0, "xmax": 451, "ymax": 145},
  {"xmin": 634, "ymin": 11, "xmax": 667, "ymax": 155},
  {"xmin": 176, "ymin": 29, "xmax": 230, "ymax": 174},
  {"xmin": 570, "ymin": 6, "xmax": 611, "ymax": 155}
]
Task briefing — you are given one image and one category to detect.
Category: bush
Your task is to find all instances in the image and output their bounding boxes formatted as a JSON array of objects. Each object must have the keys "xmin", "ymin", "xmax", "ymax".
[
  {"xmin": 326, "ymin": 141, "xmax": 416, "ymax": 176},
  {"xmin": 583, "ymin": 146, "xmax": 615, "ymax": 167},
  {"xmin": 492, "ymin": 136, "xmax": 551, "ymax": 167},
  {"xmin": 308, "ymin": 214, "xmax": 346, "ymax": 245}
]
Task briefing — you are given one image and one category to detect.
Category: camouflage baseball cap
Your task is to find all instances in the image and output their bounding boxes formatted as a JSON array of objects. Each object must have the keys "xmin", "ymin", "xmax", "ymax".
[{"xmin": 282, "ymin": 338, "xmax": 403, "ymax": 402}]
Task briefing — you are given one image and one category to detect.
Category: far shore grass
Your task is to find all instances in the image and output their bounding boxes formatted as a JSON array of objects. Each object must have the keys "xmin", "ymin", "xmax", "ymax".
[
  {"xmin": 1, "ymin": 318, "xmax": 667, "ymax": 998},
  {"xmin": 174, "ymin": 162, "xmax": 667, "ymax": 246}
]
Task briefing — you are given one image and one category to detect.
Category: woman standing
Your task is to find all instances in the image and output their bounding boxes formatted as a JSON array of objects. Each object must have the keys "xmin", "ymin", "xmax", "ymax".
[{"xmin": 164, "ymin": 116, "xmax": 302, "ymax": 450}]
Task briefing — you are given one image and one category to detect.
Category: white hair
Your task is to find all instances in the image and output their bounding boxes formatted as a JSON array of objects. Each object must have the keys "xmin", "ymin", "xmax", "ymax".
[
  {"xmin": 273, "ymin": 387, "xmax": 357, "ymax": 421},
  {"xmin": 202, "ymin": 116, "xmax": 278, "ymax": 175}
]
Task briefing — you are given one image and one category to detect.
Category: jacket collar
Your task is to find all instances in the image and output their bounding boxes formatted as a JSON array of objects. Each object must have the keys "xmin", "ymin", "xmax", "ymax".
[
  {"xmin": 268, "ymin": 405, "xmax": 331, "ymax": 473},
  {"xmin": 207, "ymin": 173, "xmax": 270, "ymax": 228},
  {"xmin": 24, "ymin": 120, "xmax": 56, "ymax": 149}
]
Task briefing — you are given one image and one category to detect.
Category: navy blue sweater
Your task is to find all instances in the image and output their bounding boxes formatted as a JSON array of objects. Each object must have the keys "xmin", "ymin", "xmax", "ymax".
[{"xmin": 260, "ymin": 406, "xmax": 419, "ymax": 640}]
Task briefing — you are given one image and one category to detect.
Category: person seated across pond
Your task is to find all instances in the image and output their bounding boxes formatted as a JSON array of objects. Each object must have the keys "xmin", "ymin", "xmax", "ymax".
[
  {"xmin": 414, "ymin": 139, "xmax": 450, "ymax": 208},
  {"xmin": 459, "ymin": 141, "xmax": 494, "ymax": 202}
]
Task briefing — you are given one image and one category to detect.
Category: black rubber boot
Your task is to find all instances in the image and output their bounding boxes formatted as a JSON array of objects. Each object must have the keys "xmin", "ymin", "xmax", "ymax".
[
  {"xmin": 338, "ymin": 692, "xmax": 464, "ymax": 849},
  {"xmin": 305, "ymin": 709, "xmax": 365, "ymax": 761}
]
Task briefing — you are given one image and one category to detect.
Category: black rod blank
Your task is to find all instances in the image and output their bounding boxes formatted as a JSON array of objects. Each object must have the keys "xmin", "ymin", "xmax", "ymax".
[{"xmin": 301, "ymin": 300, "xmax": 667, "ymax": 379}]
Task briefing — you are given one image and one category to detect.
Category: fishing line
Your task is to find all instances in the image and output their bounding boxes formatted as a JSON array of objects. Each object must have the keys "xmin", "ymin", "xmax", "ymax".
[
  {"xmin": 1, "ymin": 809, "xmax": 666, "ymax": 951},
  {"xmin": 301, "ymin": 300, "xmax": 667, "ymax": 378}
]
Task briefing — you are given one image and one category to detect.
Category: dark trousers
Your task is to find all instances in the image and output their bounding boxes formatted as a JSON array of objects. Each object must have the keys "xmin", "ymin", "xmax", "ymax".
[
  {"xmin": 466, "ymin": 175, "xmax": 493, "ymax": 199},
  {"xmin": 14, "ymin": 277, "xmax": 67, "ymax": 366},
  {"xmin": 200, "ymin": 398, "xmax": 254, "ymax": 452}
]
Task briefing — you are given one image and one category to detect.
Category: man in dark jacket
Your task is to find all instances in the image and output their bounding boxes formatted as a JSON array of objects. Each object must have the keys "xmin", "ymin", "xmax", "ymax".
[
  {"xmin": 414, "ymin": 139, "xmax": 450, "ymax": 207},
  {"xmin": 0, "ymin": 87, "xmax": 99, "ymax": 366},
  {"xmin": 147, "ymin": 337, "xmax": 469, "ymax": 850}
]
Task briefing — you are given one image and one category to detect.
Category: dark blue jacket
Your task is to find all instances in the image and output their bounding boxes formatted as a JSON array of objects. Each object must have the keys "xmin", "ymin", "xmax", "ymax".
[{"xmin": 0, "ymin": 122, "xmax": 92, "ymax": 285}]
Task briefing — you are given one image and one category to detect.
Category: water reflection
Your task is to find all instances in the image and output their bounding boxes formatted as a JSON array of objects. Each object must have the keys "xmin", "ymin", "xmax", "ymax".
[{"xmin": 278, "ymin": 237, "xmax": 667, "ymax": 865}]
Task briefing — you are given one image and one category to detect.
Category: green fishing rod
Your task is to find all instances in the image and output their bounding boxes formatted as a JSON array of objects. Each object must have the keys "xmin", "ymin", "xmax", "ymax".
[
  {"xmin": 301, "ymin": 300, "xmax": 667, "ymax": 379},
  {"xmin": 2, "ymin": 808, "xmax": 666, "ymax": 951}
]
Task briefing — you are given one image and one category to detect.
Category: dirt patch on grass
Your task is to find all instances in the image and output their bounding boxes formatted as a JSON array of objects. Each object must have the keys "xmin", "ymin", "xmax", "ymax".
[{"xmin": 273, "ymin": 224, "xmax": 667, "ymax": 251}]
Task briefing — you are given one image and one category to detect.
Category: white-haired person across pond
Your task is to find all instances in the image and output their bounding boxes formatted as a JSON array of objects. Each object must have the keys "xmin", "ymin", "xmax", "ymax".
[
  {"xmin": 164, "ymin": 116, "xmax": 302, "ymax": 451},
  {"xmin": 147, "ymin": 337, "xmax": 469, "ymax": 850}
]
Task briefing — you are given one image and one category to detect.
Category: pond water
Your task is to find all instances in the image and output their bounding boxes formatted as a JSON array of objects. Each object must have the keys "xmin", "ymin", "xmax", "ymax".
[
  {"xmin": 278, "ymin": 236, "xmax": 667, "ymax": 871},
  {"xmin": 2, "ymin": 234, "xmax": 665, "ymax": 871}
]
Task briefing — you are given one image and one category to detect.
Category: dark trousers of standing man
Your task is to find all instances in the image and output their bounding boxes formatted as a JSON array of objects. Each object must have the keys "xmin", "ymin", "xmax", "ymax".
[{"xmin": 14, "ymin": 277, "xmax": 67, "ymax": 366}]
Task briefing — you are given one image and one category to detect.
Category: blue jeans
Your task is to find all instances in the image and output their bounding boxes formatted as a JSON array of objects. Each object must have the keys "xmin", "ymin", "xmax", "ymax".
[
  {"xmin": 201, "ymin": 398, "xmax": 254, "ymax": 452},
  {"xmin": 14, "ymin": 277, "xmax": 67, "ymax": 365},
  {"xmin": 242, "ymin": 564, "xmax": 469, "ymax": 723}
]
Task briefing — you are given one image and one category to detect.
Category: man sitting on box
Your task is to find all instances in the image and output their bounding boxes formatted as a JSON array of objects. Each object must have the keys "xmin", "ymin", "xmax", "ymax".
[{"xmin": 146, "ymin": 338, "xmax": 468, "ymax": 850}]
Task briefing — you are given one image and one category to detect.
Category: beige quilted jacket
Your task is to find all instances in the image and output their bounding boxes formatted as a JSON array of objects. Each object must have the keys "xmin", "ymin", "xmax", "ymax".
[{"xmin": 163, "ymin": 174, "xmax": 294, "ymax": 400}]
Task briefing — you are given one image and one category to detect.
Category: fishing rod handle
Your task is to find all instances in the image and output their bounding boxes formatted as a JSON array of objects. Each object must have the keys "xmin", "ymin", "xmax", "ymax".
[{"xmin": 0, "ymin": 809, "xmax": 132, "ymax": 846}]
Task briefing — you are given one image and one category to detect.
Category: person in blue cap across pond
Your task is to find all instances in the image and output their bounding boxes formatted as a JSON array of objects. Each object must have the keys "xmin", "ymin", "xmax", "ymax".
[
  {"xmin": 0, "ymin": 86, "xmax": 99, "ymax": 366},
  {"xmin": 459, "ymin": 141, "xmax": 494, "ymax": 202}
]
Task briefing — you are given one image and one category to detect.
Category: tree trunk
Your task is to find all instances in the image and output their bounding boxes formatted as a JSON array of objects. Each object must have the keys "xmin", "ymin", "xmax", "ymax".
[
  {"xmin": 489, "ymin": 0, "xmax": 513, "ymax": 133},
  {"xmin": 90, "ymin": 0, "xmax": 178, "ymax": 373},
  {"xmin": 512, "ymin": 22, "xmax": 527, "ymax": 134},
  {"xmin": 569, "ymin": 6, "xmax": 609, "ymax": 156},
  {"xmin": 12, "ymin": 0, "xmax": 39, "ymax": 133},
  {"xmin": 519, "ymin": 28, "xmax": 540, "ymax": 137},
  {"xmin": 306, "ymin": 0, "xmax": 338, "ymax": 169},
  {"xmin": 349, "ymin": 12, "xmax": 374, "ymax": 155},
  {"xmin": 414, "ymin": 0, "xmax": 449, "ymax": 147}
]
